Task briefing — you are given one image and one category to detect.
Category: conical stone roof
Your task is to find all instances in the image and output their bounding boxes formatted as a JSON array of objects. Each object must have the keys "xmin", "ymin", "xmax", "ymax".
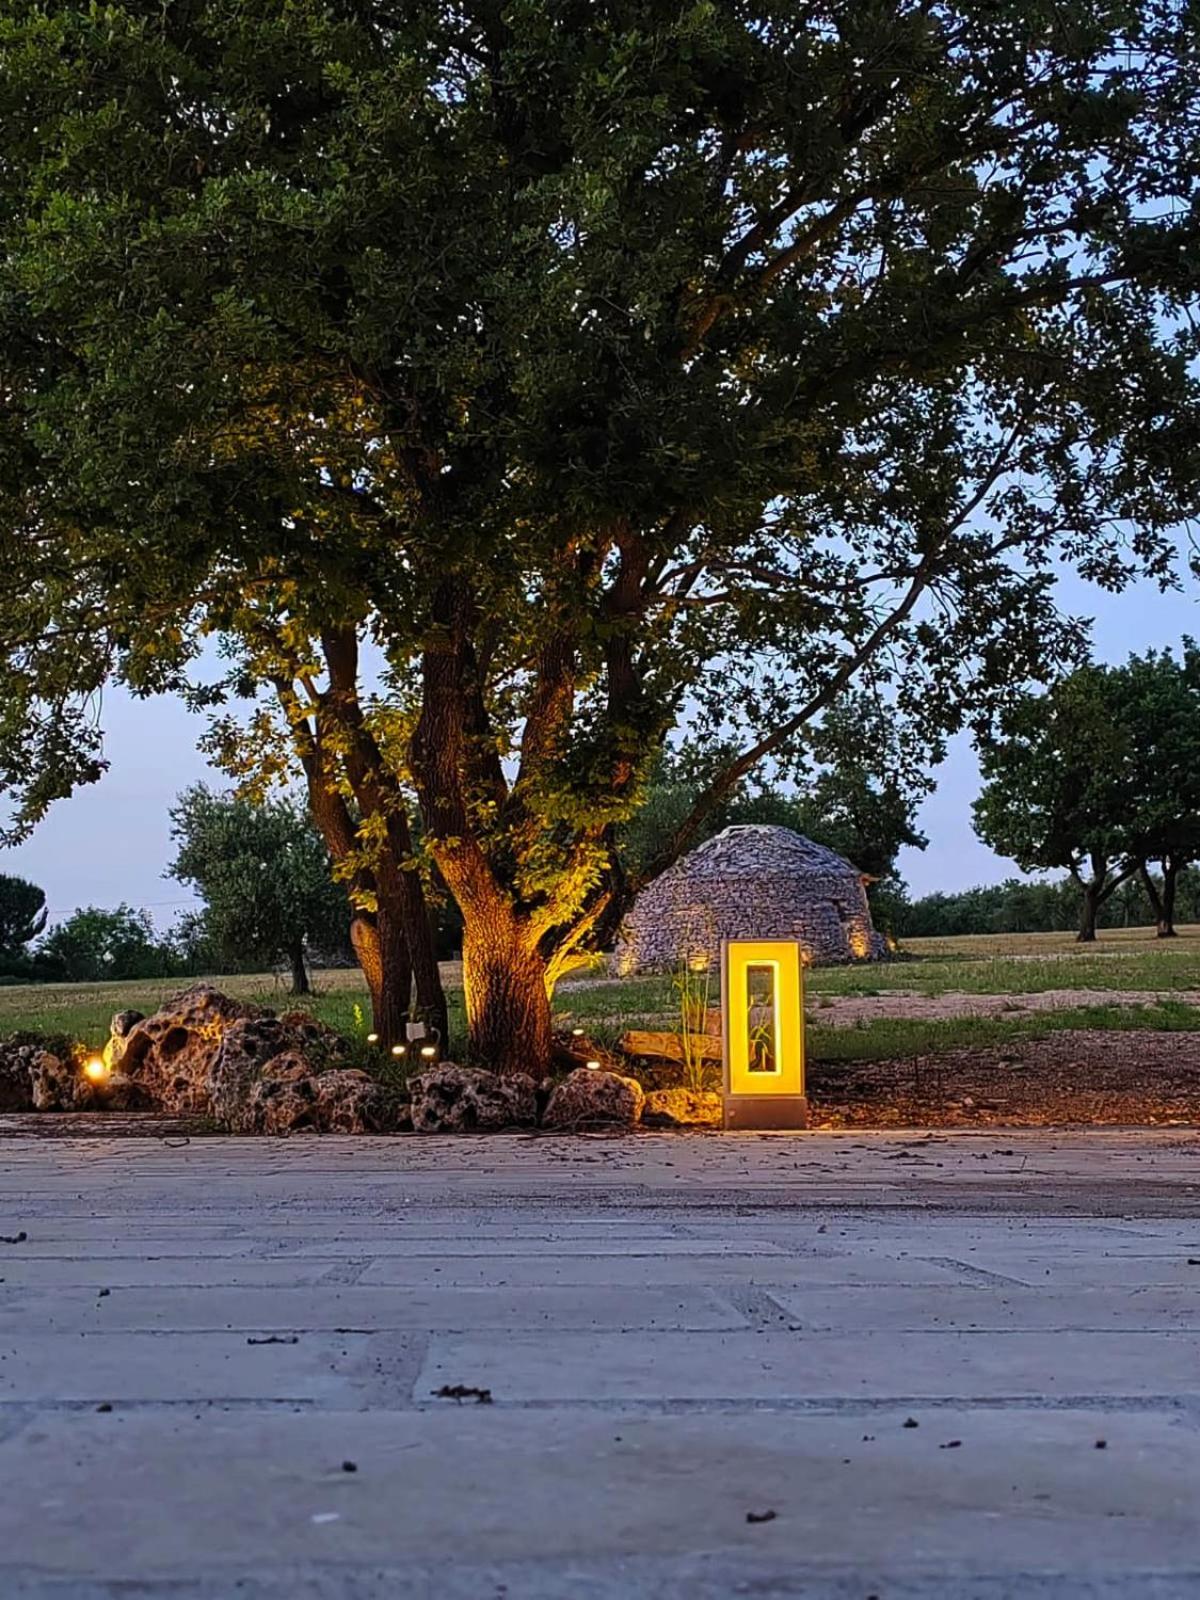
[
  {"xmin": 672, "ymin": 824, "xmax": 862, "ymax": 879},
  {"xmin": 615, "ymin": 824, "xmax": 887, "ymax": 973}
]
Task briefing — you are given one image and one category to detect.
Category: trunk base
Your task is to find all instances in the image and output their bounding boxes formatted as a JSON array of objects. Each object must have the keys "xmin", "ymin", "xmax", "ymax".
[{"xmin": 463, "ymin": 934, "xmax": 553, "ymax": 1077}]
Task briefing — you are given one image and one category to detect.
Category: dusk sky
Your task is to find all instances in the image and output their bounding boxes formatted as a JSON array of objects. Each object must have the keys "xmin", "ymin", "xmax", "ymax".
[{"xmin": 3, "ymin": 563, "xmax": 1196, "ymax": 931}]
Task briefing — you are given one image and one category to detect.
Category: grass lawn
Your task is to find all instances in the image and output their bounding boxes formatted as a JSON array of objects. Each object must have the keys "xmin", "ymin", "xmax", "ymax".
[{"xmin": 2, "ymin": 925, "xmax": 1198, "ymax": 1064}]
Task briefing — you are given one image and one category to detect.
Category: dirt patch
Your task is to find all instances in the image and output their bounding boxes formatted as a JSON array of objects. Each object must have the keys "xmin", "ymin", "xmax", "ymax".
[
  {"xmin": 808, "ymin": 988, "xmax": 1200, "ymax": 1025},
  {"xmin": 810, "ymin": 1029, "xmax": 1200, "ymax": 1128}
]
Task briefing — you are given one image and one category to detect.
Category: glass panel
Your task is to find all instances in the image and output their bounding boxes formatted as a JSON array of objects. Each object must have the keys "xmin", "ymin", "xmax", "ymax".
[{"xmin": 745, "ymin": 963, "xmax": 778, "ymax": 1073}]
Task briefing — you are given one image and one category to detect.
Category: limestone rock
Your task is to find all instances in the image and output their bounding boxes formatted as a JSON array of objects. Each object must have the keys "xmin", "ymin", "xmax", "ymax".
[
  {"xmin": 118, "ymin": 985, "xmax": 258, "ymax": 1114},
  {"xmin": 0, "ymin": 1040, "xmax": 38, "ymax": 1111},
  {"xmin": 207, "ymin": 1015, "xmax": 297, "ymax": 1128},
  {"xmin": 310, "ymin": 1068, "xmax": 394, "ymax": 1134},
  {"xmin": 29, "ymin": 1052, "xmax": 79, "ymax": 1111},
  {"xmin": 99, "ymin": 1073, "xmax": 158, "ymax": 1113},
  {"xmin": 410, "ymin": 1063, "xmax": 537, "ymax": 1133},
  {"xmin": 245, "ymin": 1055, "xmax": 395, "ymax": 1136},
  {"xmin": 103, "ymin": 1009, "xmax": 146, "ymax": 1072},
  {"xmin": 542, "ymin": 1067, "xmax": 644, "ymax": 1129},
  {"xmin": 642, "ymin": 1086, "xmax": 723, "ymax": 1127}
]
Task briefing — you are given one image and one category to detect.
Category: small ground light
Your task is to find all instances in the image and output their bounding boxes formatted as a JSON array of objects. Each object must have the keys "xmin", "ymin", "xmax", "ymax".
[
  {"xmin": 585, "ymin": 1059, "xmax": 601, "ymax": 1071},
  {"xmin": 420, "ymin": 1044, "xmax": 438, "ymax": 1060},
  {"xmin": 571, "ymin": 1027, "xmax": 585, "ymax": 1038},
  {"xmin": 391, "ymin": 1044, "xmax": 407, "ymax": 1058},
  {"xmin": 83, "ymin": 1057, "xmax": 109, "ymax": 1083},
  {"xmin": 366, "ymin": 1032, "xmax": 379, "ymax": 1044}
]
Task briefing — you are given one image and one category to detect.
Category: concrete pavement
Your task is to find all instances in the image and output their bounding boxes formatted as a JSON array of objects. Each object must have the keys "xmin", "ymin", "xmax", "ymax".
[{"xmin": 0, "ymin": 1128, "xmax": 1197, "ymax": 1597}]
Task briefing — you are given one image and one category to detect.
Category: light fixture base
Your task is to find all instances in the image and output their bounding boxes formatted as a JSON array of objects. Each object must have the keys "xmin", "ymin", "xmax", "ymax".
[{"xmin": 722, "ymin": 1094, "xmax": 809, "ymax": 1131}]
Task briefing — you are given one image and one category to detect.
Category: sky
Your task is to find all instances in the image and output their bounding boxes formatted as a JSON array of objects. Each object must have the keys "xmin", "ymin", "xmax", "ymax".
[{"xmin": 1, "ymin": 564, "xmax": 1196, "ymax": 929}]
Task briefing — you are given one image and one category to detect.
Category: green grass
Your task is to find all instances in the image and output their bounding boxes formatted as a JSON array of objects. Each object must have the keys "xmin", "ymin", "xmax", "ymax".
[
  {"xmin": 807, "ymin": 1000, "xmax": 1200, "ymax": 1063},
  {"xmin": 808, "ymin": 950, "xmax": 1200, "ymax": 998},
  {"xmin": 2, "ymin": 925, "xmax": 1199, "ymax": 1067}
]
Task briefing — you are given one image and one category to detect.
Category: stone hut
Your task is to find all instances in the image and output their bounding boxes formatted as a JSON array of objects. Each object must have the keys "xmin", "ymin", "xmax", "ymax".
[{"xmin": 615, "ymin": 824, "xmax": 888, "ymax": 974}]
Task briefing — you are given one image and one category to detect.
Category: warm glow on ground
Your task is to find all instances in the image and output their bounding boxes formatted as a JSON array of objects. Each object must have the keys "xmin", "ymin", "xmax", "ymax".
[{"xmin": 82, "ymin": 1057, "xmax": 109, "ymax": 1083}]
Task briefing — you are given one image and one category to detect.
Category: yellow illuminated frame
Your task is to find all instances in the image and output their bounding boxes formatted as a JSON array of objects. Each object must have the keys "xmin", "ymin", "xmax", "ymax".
[{"xmin": 721, "ymin": 939, "xmax": 805, "ymax": 1099}]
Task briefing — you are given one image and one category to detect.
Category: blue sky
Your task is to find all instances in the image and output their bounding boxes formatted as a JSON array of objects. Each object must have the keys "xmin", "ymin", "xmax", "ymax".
[{"xmin": 2, "ymin": 565, "xmax": 1196, "ymax": 929}]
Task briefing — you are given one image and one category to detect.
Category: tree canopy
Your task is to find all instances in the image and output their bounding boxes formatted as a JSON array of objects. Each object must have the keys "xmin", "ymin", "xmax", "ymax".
[
  {"xmin": 168, "ymin": 785, "xmax": 352, "ymax": 993},
  {"xmin": 0, "ymin": 872, "xmax": 47, "ymax": 973},
  {"xmin": 2, "ymin": 2, "xmax": 1198, "ymax": 1062},
  {"xmin": 1110, "ymin": 642, "xmax": 1200, "ymax": 934},
  {"xmin": 974, "ymin": 645, "xmax": 1200, "ymax": 938}
]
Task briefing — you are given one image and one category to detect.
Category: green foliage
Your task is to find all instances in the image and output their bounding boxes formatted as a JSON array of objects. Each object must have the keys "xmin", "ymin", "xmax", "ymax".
[
  {"xmin": 902, "ymin": 879, "xmax": 1080, "ymax": 937},
  {"xmin": 167, "ymin": 785, "xmax": 351, "ymax": 985},
  {"xmin": 35, "ymin": 904, "xmax": 171, "ymax": 984},
  {"xmin": 2, "ymin": 1, "xmax": 1199, "ymax": 1036},
  {"xmin": 0, "ymin": 873, "xmax": 47, "ymax": 973},
  {"xmin": 1110, "ymin": 643, "xmax": 1200, "ymax": 875},
  {"xmin": 974, "ymin": 645, "xmax": 1200, "ymax": 935},
  {"xmin": 974, "ymin": 667, "xmax": 1129, "ymax": 879}
]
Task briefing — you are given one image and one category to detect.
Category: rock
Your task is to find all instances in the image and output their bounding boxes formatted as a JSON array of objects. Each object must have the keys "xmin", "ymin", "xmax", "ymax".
[
  {"xmin": 542, "ymin": 1067, "xmax": 644, "ymax": 1129},
  {"xmin": 28, "ymin": 1050, "xmax": 134, "ymax": 1112},
  {"xmin": 209, "ymin": 1014, "xmax": 357, "ymax": 1130},
  {"xmin": 0, "ymin": 1041, "xmax": 37, "ymax": 1111},
  {"xmin": 100, "ymin": 1073, "xmax": 158, "ymax": 1113},
  {"xmin": 29, "ymin": 1052, "xmax": 80, "ymax": 1111},
  {"xmin": 641, "ymin": 1086, "xmax": 722, "ymax": 1128},
  {"xmin": 309, "ymin": 1068, "xmax": 394, "ymax": 1133},
  {"xmin": 240, "ymin": 1054, "xmax": 320, "ymax": 1136},
  {"xmin": 118, "ymin": 985, "xmax": 259, "ymax": 1114},
  {"xmin": 103, "ymin": 1009, "xmax": 146, "ymax": 1072},
  {"xmin": 100, "ymin": 985, "xmax": 370, "ymax": 1130},
  {"xmin": 207, "ymin": 1015, "xmax": 296, "ymax": 1128},
  {"xmin": 245, "ymin": 1056, "xmax": 396, "ymax": 1136},
  {"xmin": 410, "ymin": 1063, "xmax": 537, "ymax": 1133}
]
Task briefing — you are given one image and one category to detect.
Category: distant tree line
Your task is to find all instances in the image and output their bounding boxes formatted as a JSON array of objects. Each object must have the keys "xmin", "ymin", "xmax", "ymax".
[
  {"xmin": 898, "ymin": 871, "xmax": 1200, "ymax": 941},
  {"xmin": 0, "ymin": 892, "xmax": 193, "ymax": 985}
]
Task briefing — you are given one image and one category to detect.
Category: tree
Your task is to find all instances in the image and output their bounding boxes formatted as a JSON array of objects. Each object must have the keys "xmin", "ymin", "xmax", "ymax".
[
  {"xmin": 167, "ymin": 785, "xmax": 353, "ymax": 995},
  {"xmin": 0, "ymin": 873, "xmax": 46, "ymax": 974},
  {"xmin": 35, "ymin": 905, "xmax": 170, "ymax": 983},
  {"xmin": 974, "ymin": 668, "xmax": 1139, "ymax": 941},
  {"xmin": 1110, "ymin": 643, "xmax": 1200, "ymax": 937},
  {"xmin": 975, "ymin": 648, "xmax": 1200, "ymax": 941},
  {"xmin": 2, "ymin": 4, "xmax": 1199, "ymax": 1068}
]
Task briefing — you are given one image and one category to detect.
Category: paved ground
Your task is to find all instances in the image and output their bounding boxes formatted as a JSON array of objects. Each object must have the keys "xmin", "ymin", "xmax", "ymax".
[{"xmin": 0, "ymin": 1128, "xmax": 1197, "ymax": 1598}]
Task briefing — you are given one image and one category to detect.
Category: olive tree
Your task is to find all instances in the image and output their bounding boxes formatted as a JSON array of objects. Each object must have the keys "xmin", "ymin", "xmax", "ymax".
[{"xmin": 168, "ymin": 785, "xmax": 352, "ymax": 993}]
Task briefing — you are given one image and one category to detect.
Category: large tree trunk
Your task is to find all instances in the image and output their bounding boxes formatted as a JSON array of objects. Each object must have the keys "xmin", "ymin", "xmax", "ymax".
[
  {"xmin": 287, "ymin": 939, "xmax": 311, "ymax": 996},
  {"xmin": 1162, "ymin": 861, "xmax": 1179, "ymax": 938},
  {"xmin": 386, "ymin": 865, "xmax": 447, "ymax": 1045},
  {"xmin": 1143, "ymin": 859, "xmax": 1180, "ymax": 939},
  {"xmin": 1076, "ymin": 879, "xmax": 1102, "ymax": 943},
  {"xmin": 1075, "ymin": 854, "xmax": 1138, "ymax": 944},
  {"xmin": 461, "ymin": 915, "xmax": 553, "ymax": 1076},
  {"xmin": 280, "ymin": 646, "xmax": 449, "ymax": 1051},
  {"xmin": 350, "ymin": 909, "xmax": 412, "ymax": 1046}
]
